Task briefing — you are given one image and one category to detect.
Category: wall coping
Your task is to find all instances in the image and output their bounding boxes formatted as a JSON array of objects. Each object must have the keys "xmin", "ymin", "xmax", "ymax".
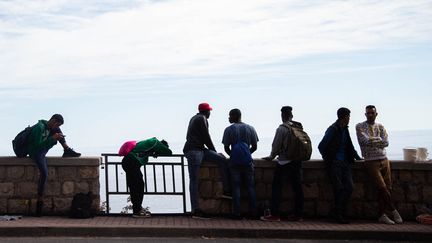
[
  {"xmin": 1, "ymin": 156, "xmax": 431, "ymax": 170},
  {"xmin": 202, "ymin": 159, "xmax": 432, "ymax": 170},
  {"xmin": 0, "ymin": 156, "xmax": 101, "ymax": 166}
]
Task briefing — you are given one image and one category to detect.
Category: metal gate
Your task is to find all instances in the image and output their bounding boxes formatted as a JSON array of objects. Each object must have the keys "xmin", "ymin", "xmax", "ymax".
[{"xmin": 101, "ymin": 153, "xmax": 187, "ymax": 214}]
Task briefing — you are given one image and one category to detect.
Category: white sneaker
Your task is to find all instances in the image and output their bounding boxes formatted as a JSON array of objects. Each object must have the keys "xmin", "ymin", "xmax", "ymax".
[
  {"xmin": 379, "ymin": 214, "xmax": 395, "ymax": 225},
  {"xmin": 392, "ymin": 210, "xmax": 403, "ymax": 224},
  {"xmin": 132, "ymin": 207, "xmax": 151, "ymax": 218}
]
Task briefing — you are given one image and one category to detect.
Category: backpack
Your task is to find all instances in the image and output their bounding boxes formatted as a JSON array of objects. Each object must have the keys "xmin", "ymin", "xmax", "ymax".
[
  {"xmin": 230, "ymin": 125, "xmax": 253, "ymax": 166},
  {"xmin": 231, "ymin": 142, "xmax": 253, "ymax": 166},
  {"xmin": 69, "ymin": 192, "xmax": 94, "ymax": 219},
  {"xmin": 12, "ymin": 126, "xmax": 33, "ymax": 158},
  {"xmin": 282, "ymin": 122, "xmax": 312, "ymax": 161}
]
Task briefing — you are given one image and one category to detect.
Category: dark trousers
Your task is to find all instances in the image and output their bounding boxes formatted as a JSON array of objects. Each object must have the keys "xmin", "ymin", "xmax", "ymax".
[
  {"xmin": 271, "ymin": 160, "xmax": 304, "ymax": 217},
  {"xmin": 31, "ymin": 127, "xmax": 65, "ymax": 197},
  {"xmin": 328, "ymin": 160, "xmax": 353, "ymax": 217},
  {"xmin": 230, "ymin": 164, "xmax": 257, "ymax": 216},
  {"xmin": 31, "ymin": 149, "xmax": 49, "ymax": 196},
  {"xmin": 121, "ymin": 156, "xmax": 144, "ymax": 214}
]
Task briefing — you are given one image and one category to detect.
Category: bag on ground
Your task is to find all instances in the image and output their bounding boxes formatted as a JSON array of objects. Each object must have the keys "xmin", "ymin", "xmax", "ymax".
[
  {"xmin": 12, "ymin": 126, "xmax": 33, "ymax": 158},
  {"xmin": 69, "ymin": 192, "xmax": 94, "ymax": 219}
]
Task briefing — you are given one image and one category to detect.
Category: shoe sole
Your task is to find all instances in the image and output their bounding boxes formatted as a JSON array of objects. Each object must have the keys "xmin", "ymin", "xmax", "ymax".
[
  {"xmin": 260, "ymin": 217, "xmax": 281, "ymax": 222},
  {"xmin": 132, "ymin": 215, "xmax": 151, "ymax": 218},
  {"xmin": 191, "ymin": 216, "xmax": 211, "ymax": 220}
]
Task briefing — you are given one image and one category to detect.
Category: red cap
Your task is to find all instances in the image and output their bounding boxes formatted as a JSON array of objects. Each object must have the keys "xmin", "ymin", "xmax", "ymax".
[{"xmin": 198, "ymin": 103, "xmax": 213, "ymax": 112}]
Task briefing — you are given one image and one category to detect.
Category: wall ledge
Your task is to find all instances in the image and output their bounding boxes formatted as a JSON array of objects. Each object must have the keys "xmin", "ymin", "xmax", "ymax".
[
  {"xmin": 202, "ymin": 159, "xmax": 432, "ymax": 170},
  {"xmin": 0, "ymin": 156, "xmax": 101, "ymax": 166}
]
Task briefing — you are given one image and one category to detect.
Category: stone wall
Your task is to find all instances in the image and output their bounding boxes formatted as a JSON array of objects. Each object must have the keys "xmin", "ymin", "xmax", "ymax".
[
  {"xmin": 198, "ymin": 159, "xmax": 432, "ymax": 219},
  {"xmin": 0, "ymin": 157, "xmax": 101, "ymax": 215}
]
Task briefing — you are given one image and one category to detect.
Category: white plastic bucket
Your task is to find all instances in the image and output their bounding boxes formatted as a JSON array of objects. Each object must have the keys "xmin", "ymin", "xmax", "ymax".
[
  {"xmin": 417, "ymin": 147, "xmax": 429, "ymax": 162},
  {"xmin": 403, "ymin": 147, "xmax": 418, "ymax": 162}
]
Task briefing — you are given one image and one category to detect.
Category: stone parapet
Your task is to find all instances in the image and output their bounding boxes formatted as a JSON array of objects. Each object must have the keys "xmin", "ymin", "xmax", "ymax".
[
  {"xmin": 198, "ymin": 159, "xmax": 432, "ymax": 219},
  {"xmin": 0, "ymin": 156, "xmax": 101, "ymax": 215}
]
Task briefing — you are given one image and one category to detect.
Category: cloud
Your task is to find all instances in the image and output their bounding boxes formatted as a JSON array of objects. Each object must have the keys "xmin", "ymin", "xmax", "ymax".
[{"xmin": 0, "ymin": 0, "xmax": 431, "ymax": 98}]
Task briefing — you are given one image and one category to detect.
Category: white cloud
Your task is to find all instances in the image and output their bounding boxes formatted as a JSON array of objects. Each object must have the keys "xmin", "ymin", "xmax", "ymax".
[{"xmin": 0, "ymin": 0, "xmax": 431, "ymax": 97}]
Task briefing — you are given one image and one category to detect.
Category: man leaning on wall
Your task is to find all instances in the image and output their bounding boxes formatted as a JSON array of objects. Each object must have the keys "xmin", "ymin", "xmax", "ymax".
[
  {"xmin": 356, "ymin": 105, "xmax": 403, "ymax": 225},
  {"xmin": 319, "ymin": 107, "xmax": 362, "ymax": 224}
]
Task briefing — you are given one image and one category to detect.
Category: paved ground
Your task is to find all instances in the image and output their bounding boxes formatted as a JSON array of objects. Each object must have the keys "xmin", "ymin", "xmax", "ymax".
[
  {"xmin": 0, "ymin": 216, "xmax": 431, "ymax": 241},
  {"xmin": 0, "ymin": 238, "xmax": 413, "ymax": 243}
]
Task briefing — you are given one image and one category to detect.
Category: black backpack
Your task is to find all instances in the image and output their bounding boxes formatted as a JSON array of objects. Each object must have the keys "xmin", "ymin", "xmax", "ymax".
[
  {"xmin": 12, "ymin": 126, "xmax": 33, "ymax": 158},
  {"xmin": 69, "ymin": 192, "xmax": 94, "ymax": 219}
]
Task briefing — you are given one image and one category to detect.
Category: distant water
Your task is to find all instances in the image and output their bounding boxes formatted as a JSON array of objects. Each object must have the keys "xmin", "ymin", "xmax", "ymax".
[
  {"xmin": 78, "ymin": 129, "xmax": 432, "ymax": 160},
  {"xmin": 93, "ymin": 129, "xmax": 431, "ymax": 214},
  {"xmin": 2, "ymin": 130, "xmax": 430, "ymax": 213}
]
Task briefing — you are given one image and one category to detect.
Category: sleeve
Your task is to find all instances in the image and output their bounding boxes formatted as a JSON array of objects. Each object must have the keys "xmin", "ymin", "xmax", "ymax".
[
  {"xmin": 378, "ymin": 124, "xmax": 389, "ymax": 148},
  {"xmin": 270, "ymin": 126, "xmax": 284, "ymax": 158},
  {"xmin": 28, "ymin": 124, "xmax": 56, "ymax": 152},
  {"xmin": 200, "ymin": 117, "xmax": 216, "ymax": 151},
  {"xmin": 251, "ymin": 126, "xmax": 259, "ymax": 144},
  {"xmin": 153, "ymin": 140, "xmax": 173, "ymax": 156},
  {"xmin": 221, "ymin": 127, "xmax": 231, "ymax": 146},
  {"xmin": 356, "ymin": 123, "xmax": 372, "ymax": 147},
  {"xmin": 318, "ymin": 126, "xmax": 334, "ymax": 157},
  {"xmin": 354, "ymin": 150, "xmax": 362, "ymax": 160}
]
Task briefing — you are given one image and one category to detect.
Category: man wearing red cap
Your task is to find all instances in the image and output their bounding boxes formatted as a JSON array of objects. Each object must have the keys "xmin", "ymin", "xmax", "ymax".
[{"xmin": 183, "ymin": 103, "xmax": 231, "ymax": 219}]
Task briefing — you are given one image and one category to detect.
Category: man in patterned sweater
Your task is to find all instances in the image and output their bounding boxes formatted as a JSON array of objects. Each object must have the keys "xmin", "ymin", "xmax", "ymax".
[{"xmin": 356, "ymin": 105, "xmax": 403, "ymax": 225}]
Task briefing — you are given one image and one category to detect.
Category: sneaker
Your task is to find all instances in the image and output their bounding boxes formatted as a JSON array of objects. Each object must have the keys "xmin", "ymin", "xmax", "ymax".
[
  {"xmin": 245, "ymin": 212, "xmax": 260, "ymax": 220},
  {"xmin": 191, "ymin": 209, "xmax": 211, "ymax": 219},
  {"xmin": 392, "ymin": 210, "xmax": 403, "ymax": 224},
  {"xmin": 379, "ymin": 214, "xmax": 395, "ymax": 225},
  {"xmin": 63, "ymin": 148, "xmax": 81, "ymax": 158},
  {"xmin": 132, "ymin": 207, "xmax": 151, "ymax": 218},
  {"xmin": 287, "ymin": 215, "xmax": 304, "ymax": 222},
  {"xmin": 260, "ymin": 215, "xmax": 281, "ymax": 222},
  {"xmin": 229, "ymin": 214, "xmax": 243, "ymax": 220},
  {"xmin": 333, "ymin": 214, "xmax": 349, "ymax": 224}
]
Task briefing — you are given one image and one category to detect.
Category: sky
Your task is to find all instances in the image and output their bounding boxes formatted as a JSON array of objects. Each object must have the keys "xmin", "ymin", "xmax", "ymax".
[{"xmin": 0, "ymin": 0, "xmax": 431, "ymax": 157}]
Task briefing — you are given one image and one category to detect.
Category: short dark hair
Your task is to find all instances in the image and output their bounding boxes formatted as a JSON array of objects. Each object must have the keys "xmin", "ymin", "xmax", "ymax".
[
  {"xmin": 337, "ymin": 107, "xmax": 350, "ymax": 119},
  {"xmin": 50, "ymin": 114, "xmax": 64, "ymax": 124},
  {"xmin": 161, "ymin": 140, "xmax": 169, "ymax": 148},
  {"xmin": 281, "ymin": 106, "xmax": 293, "ymax": 116},
  {"xmin": 366, "ymin": 105, "xmax": 376, "ymax": 110},
  {"xmin": 229, "ymin": 108, "xmax": 241, "ymax": 121}
]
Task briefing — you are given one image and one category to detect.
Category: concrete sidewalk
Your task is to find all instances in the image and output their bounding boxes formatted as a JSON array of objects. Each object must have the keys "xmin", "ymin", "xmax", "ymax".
[{"xmin": 0, "ymin": 216, "xmax": 431, "ymax": 241}]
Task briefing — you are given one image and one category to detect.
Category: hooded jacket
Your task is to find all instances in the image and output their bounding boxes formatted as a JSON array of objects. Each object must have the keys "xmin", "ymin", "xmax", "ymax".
[{"xmin": 27, "ymin": 120, "xmax": 57, "ymax": 157}]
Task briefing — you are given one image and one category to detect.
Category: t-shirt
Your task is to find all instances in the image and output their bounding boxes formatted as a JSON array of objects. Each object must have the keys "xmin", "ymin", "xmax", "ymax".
[{"xmin": 222, "ymin": 122, "xmax": 259, "ymax": 147}]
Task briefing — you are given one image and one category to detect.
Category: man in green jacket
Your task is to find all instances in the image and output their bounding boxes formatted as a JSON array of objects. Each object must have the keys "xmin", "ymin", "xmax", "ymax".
[
  {"xmin": 27, "ymin": 114, "xmax": 81, "ymax": 216},
  {"xmin": 121, "ymin": 137, "xmax": 172, "ymax": 218}
]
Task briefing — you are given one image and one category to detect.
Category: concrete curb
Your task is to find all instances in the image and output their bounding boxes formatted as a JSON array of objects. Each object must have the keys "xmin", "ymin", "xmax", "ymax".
[{"xmin": 1, "ymin": 226, "xmax": 431, "ymax": 241}]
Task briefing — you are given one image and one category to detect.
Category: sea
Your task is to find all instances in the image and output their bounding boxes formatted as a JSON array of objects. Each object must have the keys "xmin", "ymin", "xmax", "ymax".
[
  {"xmin": 3, "ymin": 130, "xmax": 432, "ymax": 214},
  {"xmin": 94, "ymin": 129, "xmax": 432, "ymax": 214}
]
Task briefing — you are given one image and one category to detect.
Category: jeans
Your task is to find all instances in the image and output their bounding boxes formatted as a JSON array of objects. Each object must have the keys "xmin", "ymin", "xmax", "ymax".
[
  {"xmin": 328, "ymin": 160, "xmax": 353, "ymax": 217},
  {"xmin": 185, "ymin": 149, "xmax": 230, "ymax": 212},
  {"xmin": 121, "ymin": 156, "xmax": 145, "ymax": 214},
  {"xmin": 31, "ymin": 149, "xmax": 49, "ymax": 196},
  {"xmin": 230, "ymin": 163, "xmax": 257, "ymax": 216},
  {"xmin": 271, "ymin": 160, "xmax": 304, "ymax": 217},
  {"xmin": 50, "ymin": 127, "xmax": 66, "ymax": 145},
  {"xmin": 30, "ymin": 127, "xmax": 65, "ymax": 197}
]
